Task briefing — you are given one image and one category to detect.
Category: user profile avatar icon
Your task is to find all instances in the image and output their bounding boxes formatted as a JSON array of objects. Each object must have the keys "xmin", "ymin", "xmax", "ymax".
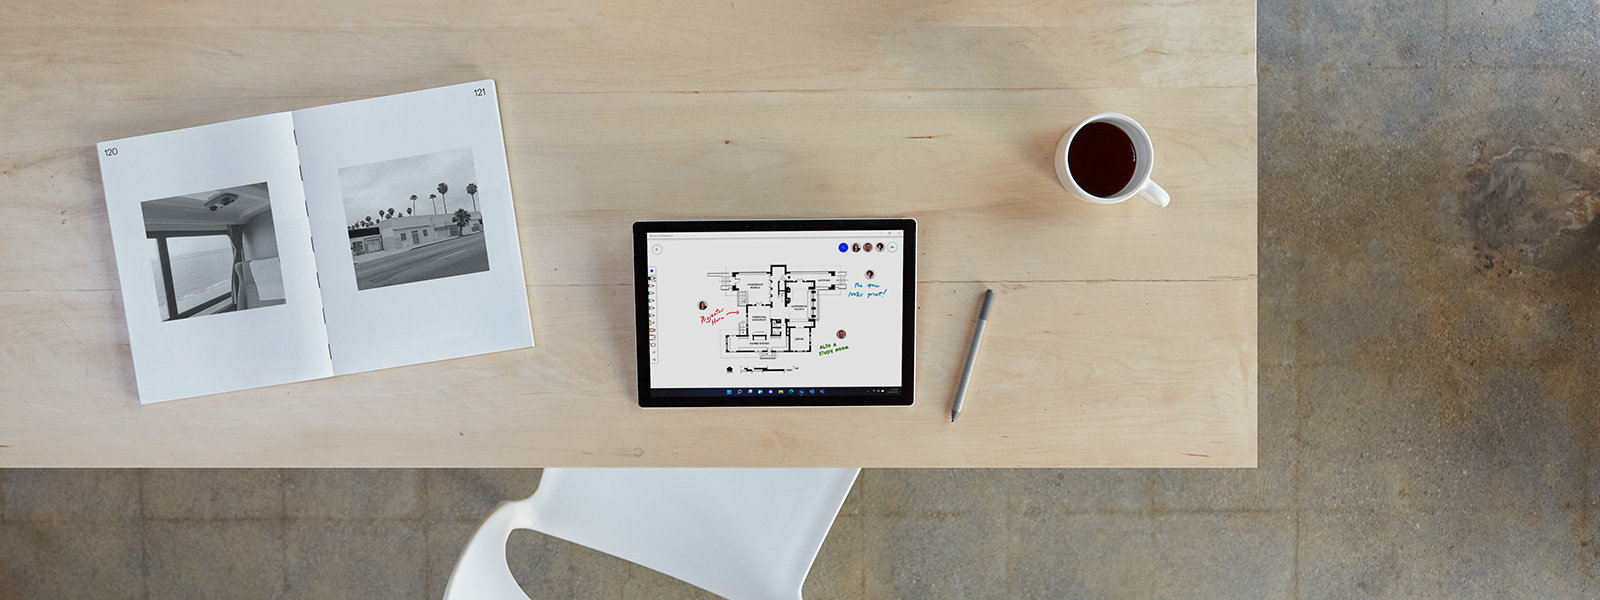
[
  {"xmin": 876, "ymin": 242, "xmax": 884, "ymax": 252},
  {"xmin": 862, "ymin": 241, "xmax": 873, "ymax": 252},
  {"xmin": 836, "ymin": 329, "xmax": 847, "ymax": 339},
  {"xmin": 698, "ymin": 300, "xmax": 707, "ymax": 310},
  {"xmin": 865, "ymin": 270, "xmax": 875, "ymax": 279},
  {"xmin": 838, "ymin": 242, "xmax": 848, "ymax": 253},
  {"xmin": 851, "ymin": 243, "xmax": 860, "ymax": 252}
]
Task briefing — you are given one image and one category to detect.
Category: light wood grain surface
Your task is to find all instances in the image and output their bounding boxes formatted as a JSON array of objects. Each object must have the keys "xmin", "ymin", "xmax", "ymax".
[{"xmin": 0, "ymin": 0, "xmax": 1256, "ymax": 467}]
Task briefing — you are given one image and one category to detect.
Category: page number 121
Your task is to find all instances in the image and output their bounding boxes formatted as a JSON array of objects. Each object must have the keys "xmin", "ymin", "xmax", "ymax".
[{"xmin": 473, "ymin": 88, "xmax": 486, "ymax": 97}]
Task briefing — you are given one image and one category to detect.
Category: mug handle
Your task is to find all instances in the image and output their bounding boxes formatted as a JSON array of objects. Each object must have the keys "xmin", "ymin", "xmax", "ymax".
[{"xmin": 1138, "ymin": 180, "xmax": 1170, "ymax": 208}]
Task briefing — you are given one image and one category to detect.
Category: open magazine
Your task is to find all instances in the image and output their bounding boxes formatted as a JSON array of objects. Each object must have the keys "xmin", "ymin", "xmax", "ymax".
[{"xmin": 97, "ymin": 80, "xmax": 534, "ymax": 404}]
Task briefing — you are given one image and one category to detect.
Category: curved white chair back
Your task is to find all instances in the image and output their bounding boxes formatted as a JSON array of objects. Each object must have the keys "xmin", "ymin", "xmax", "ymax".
[{"xmin": 443, "ymin": 468, "xmax": 860, "ymax": 600}]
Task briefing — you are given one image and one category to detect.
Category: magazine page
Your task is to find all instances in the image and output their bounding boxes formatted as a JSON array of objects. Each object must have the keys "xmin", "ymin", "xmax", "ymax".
[
  {"xmin": 293, "ymin": 80, "xmax": 534, "ymax": 375},
  {"xmin": 97, "ymin": 114, "xmax": 333, "ymax": 403}
]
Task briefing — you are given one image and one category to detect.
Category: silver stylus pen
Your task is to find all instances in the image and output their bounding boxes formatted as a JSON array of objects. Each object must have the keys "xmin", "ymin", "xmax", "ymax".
[{"xmin": 950, "ymin": 289, "xmax": 993, "ymax": 422}]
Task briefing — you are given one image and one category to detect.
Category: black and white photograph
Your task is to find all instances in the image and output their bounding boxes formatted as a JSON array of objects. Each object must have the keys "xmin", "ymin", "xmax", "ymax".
[
  {"xmin": 142, "ymin": 182, "xmax": 285, "ymax": 321},
  {"xmin": 339, "ymin": 147, "xmax": 488, "ymax": 290}
]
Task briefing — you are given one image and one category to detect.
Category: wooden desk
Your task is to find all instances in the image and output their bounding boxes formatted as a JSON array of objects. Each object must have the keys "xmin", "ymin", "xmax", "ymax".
[{"xmin": 0, "ymin": 0, "xmax": 1256, "ymax": 467}]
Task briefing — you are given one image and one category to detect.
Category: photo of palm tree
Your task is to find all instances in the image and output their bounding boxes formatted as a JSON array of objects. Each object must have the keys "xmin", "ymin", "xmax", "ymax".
[{"xmin": 337, "ymin": 148, "xmax": 488, "ymax": 291}]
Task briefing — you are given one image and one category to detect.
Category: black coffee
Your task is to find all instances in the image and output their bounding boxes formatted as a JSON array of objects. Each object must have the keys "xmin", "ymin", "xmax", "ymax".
[{"xmin": 1067, "ymin": 122, "xmax": 1137, "ymax": 198}]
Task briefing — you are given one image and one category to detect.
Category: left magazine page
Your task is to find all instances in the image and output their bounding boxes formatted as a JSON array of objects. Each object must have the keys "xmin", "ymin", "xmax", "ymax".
[{"xmin": 98, "ymin": 114, "xmax": 334, "ymax": 404}]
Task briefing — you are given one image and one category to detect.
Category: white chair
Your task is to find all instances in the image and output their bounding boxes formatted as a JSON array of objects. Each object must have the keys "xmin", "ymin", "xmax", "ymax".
[{"xmin": 443, "ymin": 468, "xmax": 860, "ymax": 600}]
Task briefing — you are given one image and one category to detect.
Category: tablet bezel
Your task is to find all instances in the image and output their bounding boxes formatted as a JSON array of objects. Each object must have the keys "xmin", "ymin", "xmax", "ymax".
[{"xmin": 633, "ymin": 218, "xmax": 917, "ymax": 408}]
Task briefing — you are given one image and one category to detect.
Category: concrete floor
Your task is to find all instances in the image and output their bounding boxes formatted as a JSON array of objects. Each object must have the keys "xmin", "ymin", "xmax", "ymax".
[{"xmin": 5, "ymin": 0, "xmax": 1600, "ymax": 597}]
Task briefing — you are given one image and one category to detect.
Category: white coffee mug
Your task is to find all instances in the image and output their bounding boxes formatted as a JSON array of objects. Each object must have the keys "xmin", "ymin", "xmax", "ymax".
[{"xmin": 1054, "ymin": 113, "xmax": 1169, "ymax": 207}]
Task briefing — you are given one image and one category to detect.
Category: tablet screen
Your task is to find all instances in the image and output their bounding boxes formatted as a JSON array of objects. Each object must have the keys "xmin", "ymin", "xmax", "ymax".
[{"xmin": 641, "ymin": 225, "xmax": 909, "ymax": 405}]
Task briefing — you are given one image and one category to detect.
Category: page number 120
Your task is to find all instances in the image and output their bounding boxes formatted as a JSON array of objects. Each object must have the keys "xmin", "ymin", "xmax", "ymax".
[
  {"xmin": 103, "ymin": 147, "xmax": 118, "ymax": 157},
  {"xmin": 473, "ymin": 88, "xmax": 486, "ymax": 97}
]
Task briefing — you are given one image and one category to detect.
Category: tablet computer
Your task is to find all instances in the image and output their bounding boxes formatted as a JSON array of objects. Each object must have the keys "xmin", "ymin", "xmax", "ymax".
[{"xmin": 634, "ymin": 219, "xmax": 916, "ymax": 407}]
